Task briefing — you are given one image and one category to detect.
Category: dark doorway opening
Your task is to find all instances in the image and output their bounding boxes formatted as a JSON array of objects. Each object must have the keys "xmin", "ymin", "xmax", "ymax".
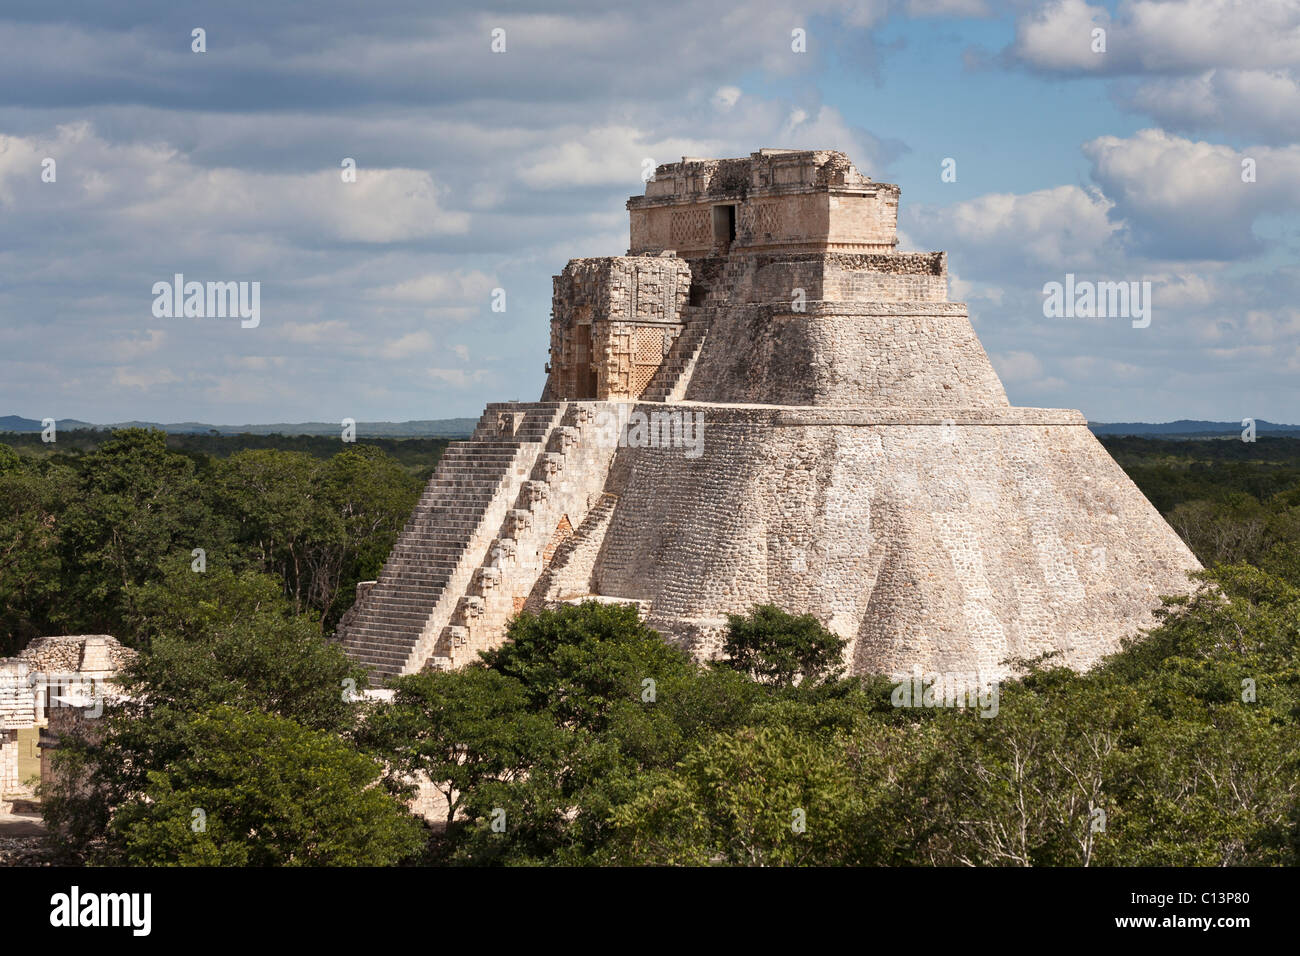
[
  {"xmin": 712, "ymin": 204, "xmax": 736, "ymax": 251},
  {"xmin": 573, "ymin": 329, "xmax": 597, "ymax": 398}
]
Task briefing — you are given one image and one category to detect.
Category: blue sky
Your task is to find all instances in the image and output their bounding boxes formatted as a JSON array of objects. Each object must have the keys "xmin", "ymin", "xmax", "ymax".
[{"xmin": 1, "ymin": 0, "xmax": 1297, "ymax": 424}]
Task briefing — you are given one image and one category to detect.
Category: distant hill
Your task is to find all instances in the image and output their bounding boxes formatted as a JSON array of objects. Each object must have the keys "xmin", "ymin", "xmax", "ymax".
[
  {"xmin": 1089, "ymin": 419, "xmax": 1300, "ymax": 438},
  {"xmin": 6, "ymin": 414, "xmax": 1299, "ymax": 442},
  {"xmin": 0, "ymin": 415, "xmax": 95, "ymax": 432},
  {"xmin": 0, "ymin": 415, "xmax": 477, "ymax": 438}
]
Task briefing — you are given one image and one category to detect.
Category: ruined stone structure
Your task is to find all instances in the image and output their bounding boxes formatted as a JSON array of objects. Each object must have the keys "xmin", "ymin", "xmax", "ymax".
[
  {"xmin": 0, "ymin": 635, "xmax": 131, "ymax": 812},
  {"xmin": 339, "ymin": 148, "xmax": 1200, "ymax": 682}
]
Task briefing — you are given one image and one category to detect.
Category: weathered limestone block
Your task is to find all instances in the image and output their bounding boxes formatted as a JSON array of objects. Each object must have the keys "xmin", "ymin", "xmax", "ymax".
[
  {"xmin": 684, "ymin": 304, "xmax": 1009, "ymax": 407},
  {"xmin": 542, "ymin": 452, "xmax": 565, "ymax": 477},
  {"xmin": 506, "ymin": 509, "xmax": 532, "ymax": 536},
  {"xmin": 522, "ymin": 480, "xmax": 549, "ymax": 509},
  {"xmin": 544, "ymin": 255, "xmax": 692, "ymax": 401},
  {"xmin": 630, "ymin": 150, "xmax": 897, "ymax": 256},
  {"xmin": 2, "ymin": 635, "xmax": 133, "ymax": 804},
  {"xmin": 497, "ymin": 411, "xmax": 524, "ymax": 436}
]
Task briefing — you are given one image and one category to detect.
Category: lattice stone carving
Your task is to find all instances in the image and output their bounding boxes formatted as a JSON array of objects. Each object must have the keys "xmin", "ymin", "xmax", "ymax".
[
  {"xmin": 670, "ymin": 207, "xmax": 710, "ymax": 245},
  {"xmin": 633, "ymin": 327, "xmax": 667, "ymax": 364}
]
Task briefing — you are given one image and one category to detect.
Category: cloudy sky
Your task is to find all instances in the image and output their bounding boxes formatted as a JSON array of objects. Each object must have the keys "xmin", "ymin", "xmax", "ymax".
[{"xmin": 1, "ymin": 0, "xmax": 1297, "ymax": 425}]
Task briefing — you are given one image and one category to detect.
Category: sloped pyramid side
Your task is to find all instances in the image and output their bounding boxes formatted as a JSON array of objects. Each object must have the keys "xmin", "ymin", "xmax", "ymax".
[
  {"xmin": 674, "ymin": 252, "xmax": 1010, "ymax": 408},
  {"xmin": 583, "ymin": 410, "xmax": 1200, "ymax": 679}
]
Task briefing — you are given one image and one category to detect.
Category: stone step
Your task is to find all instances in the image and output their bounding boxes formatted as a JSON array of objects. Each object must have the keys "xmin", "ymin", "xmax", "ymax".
[{"xmin": 340, "ymin": 400, "xmax": 567, "ymax": 673}]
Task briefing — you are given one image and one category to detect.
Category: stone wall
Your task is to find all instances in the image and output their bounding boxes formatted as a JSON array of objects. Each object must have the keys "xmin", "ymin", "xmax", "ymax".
[
  {"xmin": 0, "ymin": 635, "xmax": 132, "ymax": 808},
  {"xmin": 0, "ymin": 661, "xmax": 35, "ymax": 802},
  {"xmin": 390, "ymin": 403, "xmax": 564, "ymax": 671},
  {"xmin": 17, "ymin": 635, "xmax": 132, "ymax": 676},
  {"xmin": 585, "ymin": 406, "xmax": 1200, "ymax": 681},
  {"xmin": 824, "ymin": 188, "xmax": 900, "ymax": 251},
  {"xmin": 683, "ymin": 303, "xmax": 1010, "ymax": 408},
  {"xmin": 544, "ymin": 255, "xmax": 690, "ymax": 401},
  {"xmin": 630, "ymin": 190, "xmax": 899, "ymax": 257},
  {"xmin": 628, "ymin": 150, "xmax": 899, "ymax": 256},
  {"xmin": 439, "ymin": 402, "xmax": 624, "ymax": 665},
  {"xmin": 742, "ymin": 253, "xmax": 948, "ymax": 304}
]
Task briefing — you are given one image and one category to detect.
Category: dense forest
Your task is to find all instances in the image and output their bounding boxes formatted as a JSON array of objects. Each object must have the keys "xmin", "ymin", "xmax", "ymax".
[
  {"xmin": 0, "ymin": 429, "xmax": 430, "ymax": 654},
  {"xmin": 3, "ymin": 429, "xmax": 1298, "ymax": 865}
]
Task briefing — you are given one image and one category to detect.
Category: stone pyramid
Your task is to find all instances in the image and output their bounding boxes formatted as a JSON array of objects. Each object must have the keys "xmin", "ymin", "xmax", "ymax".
[{"xmin": 339, "ymin": 148, "xmax": 1200, "ymax": 681}]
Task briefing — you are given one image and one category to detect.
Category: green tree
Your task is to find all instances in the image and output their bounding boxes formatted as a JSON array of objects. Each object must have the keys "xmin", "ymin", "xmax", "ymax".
[
  {"xmin": 314, "ymin": 445, "xmax": 420, "ymax": 628},
  {"xmin": 720, "ymin": 604, "xmax": 848, "ymax": 689},
  {"xmin": 57, "ymin": 428, "xmax": 217, "ymax": 637},
  {"xmin": 212, "ymin": 446, "xmax": 418, "ymax": 626},
  {"xmin": 395, "ymin": 603, "xmax": 766, "ymax": 864},
  {"xmin": 483, "ymin": 601, "xmax": 703, "ymax": 733},
  {"xmin": 43, "ymin": 566, "xmax": 374, "ymax": 861},
  {"xmin": 0, "ymin": 447, "xmax": 74, "ymax": 654},
  {"xmin": 211, "ymin": 449, "xmax": 317, "ymax": 607},
  {"xmin": 122, "ymin": 564, "xmax": 368, "ymax": 731},
  {"xmin": 362, "ymin": 666, "xmax": 566, "ymax": 828},
  {"xmin": 108, "ymin": 706, "xmax": 424, "ymax": 866},
  {"xmin": 609, "ymin": 725, "xmax": 863, "ymax": 866}
]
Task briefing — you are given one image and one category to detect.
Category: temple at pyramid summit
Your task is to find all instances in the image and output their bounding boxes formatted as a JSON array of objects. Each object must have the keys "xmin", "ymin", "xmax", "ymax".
[{"xmin": 338, "ymin": 148, "xmax": 1200, "ymax": 680}]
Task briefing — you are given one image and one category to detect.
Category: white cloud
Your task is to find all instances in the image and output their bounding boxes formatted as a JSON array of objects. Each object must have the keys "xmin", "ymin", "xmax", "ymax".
[
  {"xmin": 1123, "ymin": 69, "xmax": 1300, "ymax": 143},
  {"xmin": 377, "ymin": 271, "xmax": 499, "ymax": 303},
  {"xmin": 1082, "ymin": 129, "xmax": 1300, "ymax": 258},
  {"xmin": 1148, "ymin": 272, "xmax": 1220, "ymax": 310},
  {"xmin": 428, "ymin": 367, "xmax": 489, "ymax": 387},
  {"xmin": 516, "ymin": 126, "xmax": 712, "ymax": 189},
  {"xmin": 124, "ymin": 166, "xmax": 469, "ymax": 243},
  {"xmin": 112, "ymin": 366, "xmax": 180, "ymax": 389},
  {"xmin": 1008, "ymin": 0, "xmax": 1300, "ymax": 142},
  {"xmin": 989, "ymin": 349, "xmax": 1043, "ymax": 383},
  {"xmin": 712, "ymin": 86, "xmax": 742, "ymax": 111},
  {"xmin": 1011, "ymin": 0, "xmax": 1300, "ymax": 74},
  {"xmin": 0, "ymin": 124, "xmax": 469, "ymax": 243},
  {"xmin": 375, "ymin": 331, "xmax": 436, "ymax": 360},
  {"xmin": 103, "ymin": 329, "xmax": 167, "ymax": 360},
  {"xmin": 1010, "ymin": 0, "xmax": 1111, "ymax": 72},
  {"xmin": 911, "ymin": 184, "xmax": 1119, "ymax": 273},
  {"xmin": 280, "ymin": 320, "xmax": 350, "ymax": 345}
]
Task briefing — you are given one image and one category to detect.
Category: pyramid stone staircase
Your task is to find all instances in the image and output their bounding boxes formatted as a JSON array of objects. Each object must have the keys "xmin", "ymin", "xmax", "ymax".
[
  {"xmin": 339, "ymin": 400, "xmax": 626, "ymax": 678},
  {"xmin": 639, "ymin": 305, "xmax": 707, "ymax": 403},
  {"xmin": 337, "ymin": 402, "xmax": 566, "ymax": 677},
  {"xmin": 638, "ymin": 254, "xmax": 753, "ymax": 403},
  {"xmin": 429, "ymin": 402, "xmax": 626, "ymax": 668}
]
